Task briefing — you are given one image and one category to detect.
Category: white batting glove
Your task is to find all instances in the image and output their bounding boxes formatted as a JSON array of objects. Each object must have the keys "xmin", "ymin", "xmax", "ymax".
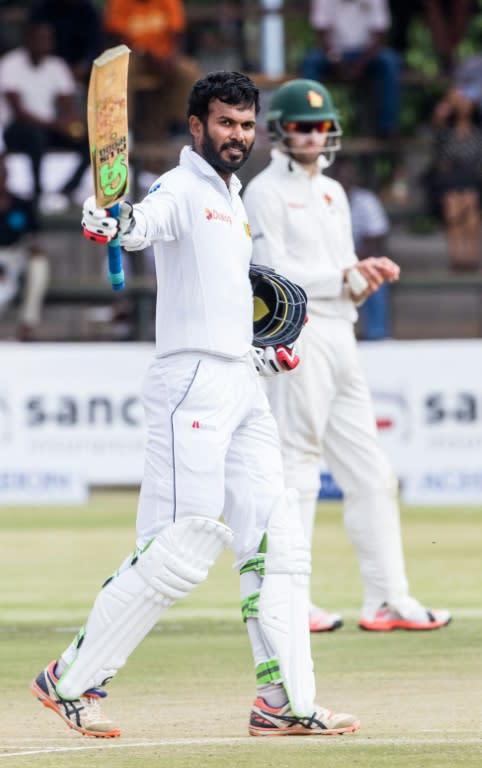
[
  {"xmin": 81, "ymin": 196, "xmax": 134, "ymax": 244},
  {"xmin": 251, "ymin": 344, "xmax": 300, "ymax": 377}
]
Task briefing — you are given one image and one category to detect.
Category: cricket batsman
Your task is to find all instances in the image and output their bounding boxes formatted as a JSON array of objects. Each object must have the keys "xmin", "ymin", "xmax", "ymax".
[{"xmin": 29, "ymin": 72, "xmax": 361, "ymax": 739}]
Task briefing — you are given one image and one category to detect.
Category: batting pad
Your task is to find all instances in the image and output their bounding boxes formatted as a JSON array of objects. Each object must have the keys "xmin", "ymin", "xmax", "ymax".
[
  {"xmin": 258, "ymin": 489, "xmax": 315, "ymax": 717},
  {"xmin": 56, "ymin": 517, "xmax": 233, "ymax": 700}
]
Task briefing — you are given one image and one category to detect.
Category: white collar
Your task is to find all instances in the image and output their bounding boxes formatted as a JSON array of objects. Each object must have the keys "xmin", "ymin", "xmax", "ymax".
[
  {"xmin": 270, "ymin": 147, "xmax": 329, "ymax": 176},
  {"xmin": 179, "ymin": 145, "xmax": 242, "ymax": 196}
]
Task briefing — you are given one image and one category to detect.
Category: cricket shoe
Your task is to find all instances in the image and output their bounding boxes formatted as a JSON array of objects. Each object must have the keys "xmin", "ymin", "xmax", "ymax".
[
  {"xmin": 249, "ymin": 697, "xmax": 360, "ymax": 736},
  {"xmin": 30, "ymin": 660, "xmax": 121, "ymax": 738},
  {"xmin": 359, "ymin": 602, "xmax": 452, "ymax": 632},
  {"xmin": 309, "ymin": 603, "xmax": 343, "ymax": 633}
]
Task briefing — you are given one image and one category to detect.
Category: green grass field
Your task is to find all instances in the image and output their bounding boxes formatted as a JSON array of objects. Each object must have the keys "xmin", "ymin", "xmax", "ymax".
[{"xmin": 1, "ymin": 491, "xmax": 481, "ymax": 767}]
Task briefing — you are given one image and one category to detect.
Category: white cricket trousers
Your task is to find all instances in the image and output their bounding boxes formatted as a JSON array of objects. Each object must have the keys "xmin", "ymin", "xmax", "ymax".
[
  {"xmin": 267, "ymin": 315, "xmax": 411, "ymax": 619},
  {"xmin": 58, "ymin": 352, "xmax": 292, "ymax": 680},
  {"xmin": 136, "ymin": 352, "xmax": 286, "ymax": 562}
]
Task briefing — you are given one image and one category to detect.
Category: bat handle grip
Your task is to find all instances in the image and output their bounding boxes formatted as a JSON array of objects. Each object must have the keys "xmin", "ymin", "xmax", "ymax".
[{"xmin": 107, "ymin": 202, "xmax": 125, "ymax": 291}]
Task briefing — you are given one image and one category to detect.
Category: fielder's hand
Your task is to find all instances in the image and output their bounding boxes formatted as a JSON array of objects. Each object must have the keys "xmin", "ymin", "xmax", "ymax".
[
  {"xmin": 344, "ymin": 257, "xmax": 400, "ymax": 301},
  {"xmin": 251, "ymin": 344, "xmax": 300, "ymax": 377},
  {"xmin": 81, "ymin": 196, "xmax": 134, "ymax": 244}
]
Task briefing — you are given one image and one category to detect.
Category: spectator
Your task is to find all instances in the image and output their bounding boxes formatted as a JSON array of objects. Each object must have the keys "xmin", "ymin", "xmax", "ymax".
[
  {"xmin": 389, "ymin": 1, "xmax": 475, "ymax": 75},
  {"xmin": 301, "ymin": 0, "xmax": 401, "ymax": 139},
  {"xmin": 0, "ymin": 154, "xmax": 50, "ymax": 341},
  {"xmin": 335, "ymin": 159, "xmax": 391, "ymax": 339},
  {"xmin": 0, "ymin": 21, "xmax": 90, "ymax": 214},
  {"xmin": 103, "ymin": 0, "xmax": 203, "ymax": 142},
  {"xmin": 29, "ymin": 0, "xmax": 103, "ymax": 84},
  {"xmin": 426, "ymin": 85, "xmax": 482, "ymax": 270},
  {"xmin": 422, "ymin": 0, "xmax": 475, "ymax": 75}
]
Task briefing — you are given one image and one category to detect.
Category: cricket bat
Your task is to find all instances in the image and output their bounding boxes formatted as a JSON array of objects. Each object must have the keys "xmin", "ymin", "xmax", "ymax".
[{"xmin": 87, "ymin": 44, "xmax": 131, "ymax": 291}]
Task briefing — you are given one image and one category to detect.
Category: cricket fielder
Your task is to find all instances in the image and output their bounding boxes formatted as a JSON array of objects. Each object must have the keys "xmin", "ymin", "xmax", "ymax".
[
  {"xmin": 243, "ymin": 79, "xmax": 452, "ymax": 634},
  {"xmin": 30, "ymin": 73, "xmax": 360, "ymax": 739}
]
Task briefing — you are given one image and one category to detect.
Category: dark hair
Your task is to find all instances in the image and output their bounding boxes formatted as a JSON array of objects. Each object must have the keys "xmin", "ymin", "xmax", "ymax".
[{"xmin": 187, "ymin": 71, "xmax": 260, "ymax": 122}]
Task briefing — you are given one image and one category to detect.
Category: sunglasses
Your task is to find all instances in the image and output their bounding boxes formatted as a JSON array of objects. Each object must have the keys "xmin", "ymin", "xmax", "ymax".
[{"xmin": 283, "ymin": 120, "xmax": 334, "ymax": 134}]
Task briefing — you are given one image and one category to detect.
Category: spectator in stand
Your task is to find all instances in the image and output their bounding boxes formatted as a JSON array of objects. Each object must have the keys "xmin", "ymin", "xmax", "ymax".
[
  {"xmin": 301, "ymin": 0, "xmax": 401, "ymax": 139},
  {"xmin": 389, "ymin": 1, "xmax": 475, "ymax": 75},
  {"xmin": 0, "ymin": 21, "xmax": 90, "ymax": 215},
  {"xmin": 426, "ymin": 85, "xmax": 482, "ymax": 270},
  {"xmin": 0, "ymin": 155, "xmax": 50, "ymax": 341},
  {"xmin": 103, "ymin": 0, "xmax": 203, "ymax": 142},
  {"xmin": 335, "ymin": 159, "xmax": 391, "ymax": 340},
  {"xmin": 28, "ymin": 0, "xmax": 103, "ymax": 85},
  {"xmin": 422, "ymin": 0, "xmax": 475, "ymax": 75}
]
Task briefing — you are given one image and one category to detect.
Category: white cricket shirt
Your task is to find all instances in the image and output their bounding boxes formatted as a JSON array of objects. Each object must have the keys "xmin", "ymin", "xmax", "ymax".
[
  {"xmin": 121, "ymin": 146, "xmax": 254, "ymax": 357},
  {"xmin": 243, "ymin": 148, "xmax": 359, "ymax": 322}
]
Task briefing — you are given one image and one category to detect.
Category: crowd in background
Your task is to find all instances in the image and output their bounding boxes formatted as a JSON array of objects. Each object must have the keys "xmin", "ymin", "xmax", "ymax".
[{"xmin": 0, "ymin": 0, "xmax": 482, "ymax": 341}]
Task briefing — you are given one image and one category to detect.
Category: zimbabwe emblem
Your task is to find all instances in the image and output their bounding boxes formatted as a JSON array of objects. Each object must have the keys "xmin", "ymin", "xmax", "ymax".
[{"xmin": 307, "ymin": 89, "xmax": 323, "ymax": 108}]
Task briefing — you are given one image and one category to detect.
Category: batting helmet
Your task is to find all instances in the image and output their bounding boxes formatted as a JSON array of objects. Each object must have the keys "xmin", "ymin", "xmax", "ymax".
[
  {"xmin": 267, "ymin": 79, "xmax": 342, "ymax": 164},
  {"xmin": 250, "ymin": 264, "xmax": 307, "ymax": 347}
]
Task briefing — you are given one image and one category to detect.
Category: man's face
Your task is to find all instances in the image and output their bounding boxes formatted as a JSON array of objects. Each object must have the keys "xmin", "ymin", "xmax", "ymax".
[
  {"xmin": 282, "ymin": 121, "xmax": 332, "ymax": 165},
  {"xmin": 190, "ymin": 99, "xmax": 256, "ymax": 177},
  {"xmin": 27, "ymin": 24, "xmax": 54, "ymax": 58}
]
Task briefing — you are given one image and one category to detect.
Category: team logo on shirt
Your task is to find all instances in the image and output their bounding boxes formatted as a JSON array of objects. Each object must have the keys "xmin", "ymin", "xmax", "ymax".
[
  {"xmin": 307, "ymin": 89, "xmax": 323, "ymax": 108},
  {"xmin": 205, "ymin": 208, "xmax": 232, "ymax": 225},
  {"xmin": 323, "ymin": 193, "xmax": 333, "ymax": 205},
  {"xmin": 243, "ymin": 221, "xmax": 251, "ymax": 238}
]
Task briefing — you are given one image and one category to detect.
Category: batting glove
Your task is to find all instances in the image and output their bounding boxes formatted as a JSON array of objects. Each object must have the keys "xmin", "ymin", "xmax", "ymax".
[
  {"xmin": 81, "ymin": 196, "xmax": 135, "ymax": 244},
  {"xmin": 251, "ymin": 344, "xmax": 300, "ymax": 377}
]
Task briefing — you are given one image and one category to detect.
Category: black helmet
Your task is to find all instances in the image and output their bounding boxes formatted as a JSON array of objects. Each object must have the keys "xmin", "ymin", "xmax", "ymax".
[{"xmin": 250, "ymin": 264, "xmax": 307, "ymax": 347}]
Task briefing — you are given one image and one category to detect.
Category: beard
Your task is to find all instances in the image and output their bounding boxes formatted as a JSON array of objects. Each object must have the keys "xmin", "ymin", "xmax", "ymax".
[
  {"xmin": 201, "ymin": 127, "xmax": 253, "ymax": 174},
  {"xmin": 286, "ymin": 140, "xmax": 325, "ymax": 165}
]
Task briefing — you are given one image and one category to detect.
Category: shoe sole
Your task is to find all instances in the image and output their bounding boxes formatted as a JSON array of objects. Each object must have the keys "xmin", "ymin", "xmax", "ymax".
[
  {"xmin": 30, "ymin": 680, "xmax": 121, "ymax": 738},
  {"xmin": 358, "ymin": 617, "xmax": 452, "ymax": 632},
  {"xmin": 310, "ymin": 619, "xmax": 343, "ymax": 633},
  {"xmin": 249, "ymin": 720, "xmax": 361, "ymax": 736}
]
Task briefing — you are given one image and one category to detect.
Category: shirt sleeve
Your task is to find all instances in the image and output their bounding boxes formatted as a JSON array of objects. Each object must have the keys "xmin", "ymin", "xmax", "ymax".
[
  {"xmin": 49, "ymin": 58, "xmax": 76, "ymax": 95},
  {"xmin": 0, "ymin": 54, "xmax": 22, "ymax": 92},
  {"xmin": 120, "ymin": 184, "xmax": 190, "ymax": 251}
]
